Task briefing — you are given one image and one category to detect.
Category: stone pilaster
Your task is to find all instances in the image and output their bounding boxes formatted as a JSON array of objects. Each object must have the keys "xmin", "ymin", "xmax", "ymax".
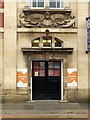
[
  {"xmin": 77, "ymin": 1, "xmax": 88, "ymax": 102},
  {"xmin": 4, "ymin": 0, "xmax": 17, "ymax": 89}
]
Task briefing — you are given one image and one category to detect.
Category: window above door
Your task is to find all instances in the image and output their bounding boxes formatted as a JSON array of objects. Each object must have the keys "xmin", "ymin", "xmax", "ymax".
[{"xmin": 32, "ymin": 36, "xmax": 63, "ymax": 48}]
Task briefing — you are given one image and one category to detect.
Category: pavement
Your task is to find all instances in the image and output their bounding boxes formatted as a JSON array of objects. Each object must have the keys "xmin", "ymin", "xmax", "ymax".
[{"xmin": 0, "ymin": 101, "xmax": 89, "ymax": 119}]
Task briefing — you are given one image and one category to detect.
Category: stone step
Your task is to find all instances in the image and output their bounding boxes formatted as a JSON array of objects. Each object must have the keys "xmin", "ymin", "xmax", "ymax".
[
  {"xmin": 2, "ymin": 101, "xmax": 88, "ymax": 110},
  {"xmin": 26, "ymin": 101, "xmax": 88, "ymax": 109}
]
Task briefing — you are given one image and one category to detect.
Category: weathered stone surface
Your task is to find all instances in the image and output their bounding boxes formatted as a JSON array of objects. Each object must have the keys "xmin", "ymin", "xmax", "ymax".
[
  {"xmin": 78, "ymin": 89, "xmax": 88, "ymax": 103},
  {"xmin": 2, "ymin": 1, "xmax": 89, "ymax": 103},
  {"xmin": 2, "ymin": 89, "xmax": 29, "ymax": 103},
  {"xmin": 67, "ymin": 88, "xmax": 78, "ymax": 102},
  {"xmin": 18, "ymin": 6, "xmax": 76, "ymax": 28}
]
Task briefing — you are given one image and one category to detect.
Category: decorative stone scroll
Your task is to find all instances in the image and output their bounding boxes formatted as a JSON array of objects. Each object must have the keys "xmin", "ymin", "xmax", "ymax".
[{"xmin": 18, "ymin": 6, "xmax": 76, "ymax": 28}]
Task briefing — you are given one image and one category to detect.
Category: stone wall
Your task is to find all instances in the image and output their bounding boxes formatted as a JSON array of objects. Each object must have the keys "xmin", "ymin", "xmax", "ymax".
[
  {"xmin": 77, "ymin": 2, "xmax": 88, "ymax": 102},
  {"xmin": 17, "ymin": 32, "xmax": 77, "ymax": 101},
  {"xmin": 2, "ymin": 89, "xmax": 29, "ymax": 103},
  {"xmin": 2, "ymin": 1, "xmax": 89, "ymax": 102}
]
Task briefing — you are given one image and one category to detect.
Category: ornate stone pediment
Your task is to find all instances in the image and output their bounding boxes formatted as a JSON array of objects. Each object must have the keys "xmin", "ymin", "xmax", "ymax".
[{"xmin": 18, "ymin": 6, "xmax": 76, "ymax": 28}]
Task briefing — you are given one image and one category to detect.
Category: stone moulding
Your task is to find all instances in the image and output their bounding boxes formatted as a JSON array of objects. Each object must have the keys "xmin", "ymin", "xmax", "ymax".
[
  {"xmin": 18, "ymin": 6, "xmax": 76, "ymax": 28},
  {"xmin": 21, "ymin": 48, "xmax": 74, "ymax": 54},
  {"xmin": 17, "ymin": 28, "xmax": 78, "ymax": 33}
]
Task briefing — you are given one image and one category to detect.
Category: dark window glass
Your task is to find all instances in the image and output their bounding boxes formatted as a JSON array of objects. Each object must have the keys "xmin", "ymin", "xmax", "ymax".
[
  {"xmin": 50, "ymin": 0, "xmax": 56, "ymax": 8},
  {"xmin": 38, "ymin": 0, "xmax": 44, "ymax": 7},
  {"xmin": 57, "ymin": 0, "xmax": 60, "ymax": 8},
  {"xmin": 49, "ymin": 0, "xmax": 64, "ymax": 8},
  {"xmin": 32, "ymin": 0, "xmax": 44, "ymax": 7},
  {"xmin": 32, "ymin": 0, "xmax": 36, "ymax": 7},
  {"xmin": 55, "ymin": 38, "xmax": 62, "ymax": 47}
]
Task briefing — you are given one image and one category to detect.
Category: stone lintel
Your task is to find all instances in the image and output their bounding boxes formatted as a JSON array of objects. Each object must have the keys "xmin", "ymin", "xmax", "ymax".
[
  {"xmin": 17, "ymin": 28, "xmax": 77, "ymax": 33},
  {"xmin": 21, "ymin": 48, "xmax": 74, "ymax": 54}
]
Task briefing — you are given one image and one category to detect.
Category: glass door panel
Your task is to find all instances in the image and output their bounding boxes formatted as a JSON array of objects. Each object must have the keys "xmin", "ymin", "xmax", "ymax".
[
  {"xmin": 48, "ymin": 62, "xmax": 60, "ymax": 76},
  {"xmin": 33, "ymin": 61, "xmax": 45, "ymax": 76}
]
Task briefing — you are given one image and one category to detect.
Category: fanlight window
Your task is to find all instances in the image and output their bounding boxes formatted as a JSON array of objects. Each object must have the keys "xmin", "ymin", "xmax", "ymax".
[
  {"xmin": 32, "ymin": 36, "xmax": 63, "ymax": 47},
  {"xmin": 55, "ymin": 37, "xmax": 62, "ymax": 47},
  {"xmin": 43, "ymin": 36, "xmax": 52, "ymax": 47},
  {"xmin": 32, "ymin": 37, "xmax": 40, "ymax": 47}
]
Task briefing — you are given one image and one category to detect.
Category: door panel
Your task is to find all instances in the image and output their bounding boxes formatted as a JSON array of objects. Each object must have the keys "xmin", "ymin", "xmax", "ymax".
[
  {"xmin": 32, "ymin": 61, "xmax": 46, "ymax": 100},
  {"xmin": 32, "ymin": 61, "xmax": 61, "ymax": 100},
  {"xmin": 33, "ymin": 77, "xmax": 46, "ymax": 99}
]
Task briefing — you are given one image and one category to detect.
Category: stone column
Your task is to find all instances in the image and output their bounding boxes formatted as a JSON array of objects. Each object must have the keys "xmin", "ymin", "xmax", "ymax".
[{"xmin": 4, "ymin": 0, "xmax": 17, "ymax": 91}]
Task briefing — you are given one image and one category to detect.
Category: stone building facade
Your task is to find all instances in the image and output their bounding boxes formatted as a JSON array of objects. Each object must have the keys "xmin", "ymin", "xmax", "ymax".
[{"xmin": 0, "ymin": 0, "xmax": 89, "ymax": 102}]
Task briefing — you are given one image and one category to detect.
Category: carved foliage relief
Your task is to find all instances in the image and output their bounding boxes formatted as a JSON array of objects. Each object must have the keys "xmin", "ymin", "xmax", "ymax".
[{"xmin": 18, "ymin": 7, "xmax": 76, "ymax": 28}]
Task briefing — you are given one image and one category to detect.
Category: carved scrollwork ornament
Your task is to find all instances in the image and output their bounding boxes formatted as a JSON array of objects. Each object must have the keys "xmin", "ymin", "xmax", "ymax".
[{"xmin": 18, "ymin": 7, "xmax": 76, "ymax": 28}]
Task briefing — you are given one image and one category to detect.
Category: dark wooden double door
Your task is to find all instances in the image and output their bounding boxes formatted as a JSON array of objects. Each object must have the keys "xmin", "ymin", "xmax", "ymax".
[{"xmin": 32, "ymin": 61, "xmax": 61, "ymax": 100}]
